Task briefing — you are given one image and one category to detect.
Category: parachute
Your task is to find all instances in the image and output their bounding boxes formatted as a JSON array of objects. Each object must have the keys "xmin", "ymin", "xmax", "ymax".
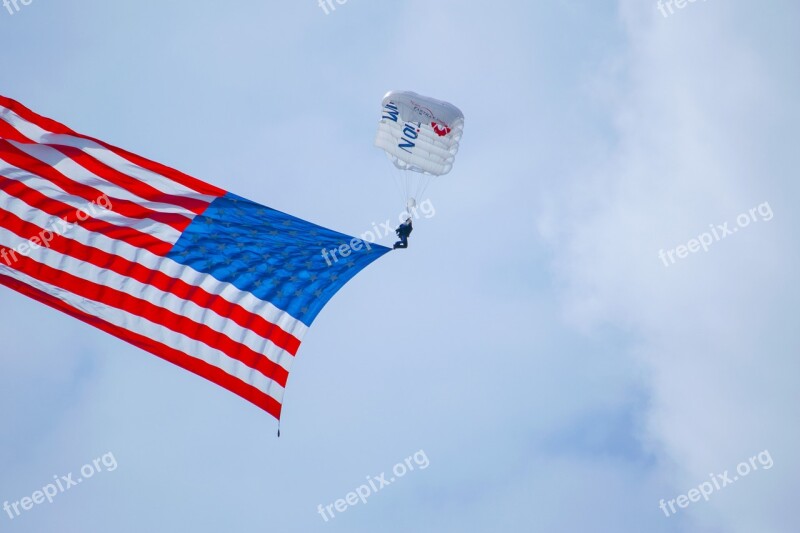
[{"xmin": 374, "ymin": 90, "xmax": 464, "ymax": 210}]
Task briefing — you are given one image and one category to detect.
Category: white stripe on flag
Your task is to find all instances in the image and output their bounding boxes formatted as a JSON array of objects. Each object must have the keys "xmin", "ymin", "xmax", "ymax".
[
  {"xmin": 0, "ymin": 261, "xmax": 287, "ymax": 403},
  {"xmin": 0, "ymin": 107, "xmax": 217, "ymax": 202},
  {"xmin": 0, "ymin": 187, "xmax": 309, "ymax": 340},
  {"xmin": 0, "ymin": 226, "xmax": 296, "ymax": 373},
  {"xmin": 8, "ymin": 140, "xmax": 201, "ymax": 217},
  {"xmin": 0, "ymin": 162, "xmax": 184, "ymax": 244}
]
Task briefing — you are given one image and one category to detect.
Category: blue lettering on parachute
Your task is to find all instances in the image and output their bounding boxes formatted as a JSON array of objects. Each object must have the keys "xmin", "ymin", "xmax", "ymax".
[
  {"xmin": 382, "ymin": 102, "xmax": 399, "ymax": 122},
  {"xmin": 399, "ymin": 122, "xmax": 421, "ymax": 154},
  {"xmin": 403, "ymin": 124, "xmax": 419, "ymax": 140},
  {"xmin": 381, "ymin": 102, "xmax": 422, "ymax": 155}
]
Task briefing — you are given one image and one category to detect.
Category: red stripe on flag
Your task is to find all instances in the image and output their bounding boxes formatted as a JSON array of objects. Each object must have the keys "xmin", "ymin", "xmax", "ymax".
[
  {"xmin": 0, "ymin": 210, "xmax": 301, "ymax": 355},
  {"xmin": 0, "ymin": 173, "xmax": 173, "ymax": 255},
  {"xmin": 0, "ymin": 117, "xmax": 31, "ymax": 143},
  {"xmin": 48, "ymin": 144, "xmax": 211, "ymax": 215},
  {"xmin": 0, "ymin": 95, "xmax": 226, "ymax": 199},
  {"xmin": 0, "ymin": 245, "xmax": 291, "ymax": 388},
  {"xmin": 0, "ymin": 139, "xmax": 193, "ymax": 232},
  {"xmin": 0, "ymin": 272, "xmax": 282, "ymax": 419}
]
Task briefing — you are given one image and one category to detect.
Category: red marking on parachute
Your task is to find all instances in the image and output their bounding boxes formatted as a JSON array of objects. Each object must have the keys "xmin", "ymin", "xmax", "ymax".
[{"xmin": 431, "ymin": 122, "xmax": 451, "ymax": 137}]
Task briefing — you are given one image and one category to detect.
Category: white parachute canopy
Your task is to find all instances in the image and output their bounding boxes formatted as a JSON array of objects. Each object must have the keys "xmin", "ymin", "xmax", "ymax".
[
  {"xmin": 374, "ymin": 91, "xmax": 464, "ymax": 209},
  {"xmin": 375, "ymin": 90, "xmax": 464, "ymax": 176}
]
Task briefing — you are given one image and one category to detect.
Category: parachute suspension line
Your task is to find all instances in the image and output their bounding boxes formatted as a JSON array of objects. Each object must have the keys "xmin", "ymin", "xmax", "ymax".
[
  {"xmin": 395, "ymin": 168, "xmax": 408, "ymax": 214},
  {"xmin": 385, "ymin": 164, "xmax": 407, "ymax": 216},
  {"xmin": 415, "ymin": 173, "xmax": 435, "ymax": 207},
  {"xmin": 405, "ymin": 173, "xmax": 428, "ymax": 213},
  {"xmin": 395, "ymin": 168, "xmax": 411, "ymax": 214},
  {"xmin": 404, "ymin": 168, "xmax": 412, "ymax": 211},
  {"xmin": 398, "ymin": 168, "xmax": 433, "ymax": 215}
]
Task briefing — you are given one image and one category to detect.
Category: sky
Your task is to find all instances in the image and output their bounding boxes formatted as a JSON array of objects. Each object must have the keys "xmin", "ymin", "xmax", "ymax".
[{"xmin": 1, "ymin": 0, "xmax": 798, "ymax": 531}]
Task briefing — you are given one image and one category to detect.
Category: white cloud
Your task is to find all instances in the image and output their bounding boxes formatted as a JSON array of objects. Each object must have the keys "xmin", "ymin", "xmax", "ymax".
[{"xmin": 540, "ymin": 1, "xmax": 800, "ymax": 530}]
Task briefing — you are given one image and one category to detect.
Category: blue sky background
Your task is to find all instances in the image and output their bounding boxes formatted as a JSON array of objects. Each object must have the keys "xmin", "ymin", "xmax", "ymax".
[{"xmin": 1, "ymin": 1, "xmax": 798, "ymax": 531}]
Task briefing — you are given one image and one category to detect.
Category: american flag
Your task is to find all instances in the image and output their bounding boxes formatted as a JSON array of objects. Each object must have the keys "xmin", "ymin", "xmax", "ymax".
[{"xmin": 0, "ymin": 95, "xmax": 390, "ymax": 420}]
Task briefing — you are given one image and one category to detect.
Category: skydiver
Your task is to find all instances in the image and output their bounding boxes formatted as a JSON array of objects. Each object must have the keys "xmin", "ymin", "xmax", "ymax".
[{"xmin": 393, "ymin": 217, "xmax": 413, "ymax": 249}]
